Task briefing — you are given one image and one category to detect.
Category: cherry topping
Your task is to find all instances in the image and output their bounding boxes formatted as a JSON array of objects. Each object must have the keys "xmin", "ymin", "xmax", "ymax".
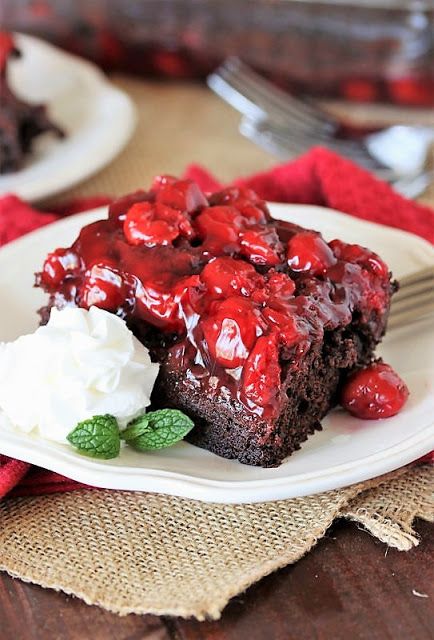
[
  {"xmin": 209, "ymin": 186, "xmax": 269, "ymax": 224},
  {"xmin": 136, "ymin": 275, "xmax": 201, "ymax": 333},
  {"xmin": 329, "ymin": 239, "xmax": 389, "ymax": 279},
  {"xmin": 287, "ymin": 231, "xmax": 336, "ymax": 275},
  {"xmin": 195, "ymin": 206, "xmax": 243, "ymax": 254},
  {"xmin": 241, "ymin": 333, "xmax": 281, "ymax": 411},
  {"xmin": 340, "ymin": 362, "xmax": 409, "ymax": 420},
  {"xmin": 81, "ymin": 264, "xmax": 131, "ymax": 312},
  {"xmin": 239, "ymin": 228, "xmax": 283, "ymax": 266},
  {"xmin": 151, "ymin": 175, "xmax": 178, "ymax": 191},
  {"xmin": 124, "ymin": 201, "xmax": 194, "ymax": 247},
  {"xmin": 200, "ymin": 297, "xmax": 262, "ymax": 368},
  {"xmin": 108, "ymin": 190, "xmax": 151, "ymax": 225},
  {"xmin": 155, "ymin": 179, "xmax": 208, "ymax": 213},
  {"xmin": 262, "ymin": 307, "xmax": 303, "ymax": 348},
  {"xmin": 41, "ymin": 249, "xmax": 80, "ymax": 287},
  {"xmin": 201, "ymin": 256, "xmax": 260, "ymax": 298}
]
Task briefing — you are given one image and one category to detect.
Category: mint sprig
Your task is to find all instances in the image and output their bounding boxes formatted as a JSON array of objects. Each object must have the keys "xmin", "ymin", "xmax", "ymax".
[
  {"xmin": 122, "ymin": 409, "xmax": 194, "ymax": 451},
  {"xmin": 67, "ymin": 414, "xmax": 120, "ymax": 459}
]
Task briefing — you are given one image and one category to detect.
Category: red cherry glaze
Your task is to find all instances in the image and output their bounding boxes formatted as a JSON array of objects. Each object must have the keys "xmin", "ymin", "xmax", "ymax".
[
  {"xmin": 241, "ymin": 333, "xmax": 281, "ymax": 410},
  {"xmin": 81, "ymin": 264, "xmax": 132, "ymax": 312},
  {"xmin": 124, "ymin": 201, "xmax": 194, "ymax": 247},
  {"xmin": 108, "ymin": 190, "xmax": 151, "ymax": 225},
  {"xmin": 151, "ymin": 174, "xmax": 178, "ymax": 191},
  {"xmin": 155, "ymin": 179, "xmax": 208, "ymax": 213},
  {"xmin": 201, "ymin": 256, "xmax": 260, "ymax": 298},
  {"xmin": 287, "ymin": 231, "xmax": 336, "ymax": 275},
  {"xmin": 200, "ymin": 297, "xmax": 263, "ymax": 369},
  {"xmin": 239, "ymin": 228, "xmax": 283, "ymax": 266},
  {"xmin": 41, "ymin": 249, "xmax": 81, "ymax": 287},
  {"xmin": 341, "ymin": 362, "xmax": 409, "ymax": 419},
  {"xmin": 329, "ymin": 240, "xmax": 388, "ymax": 279},
  {"xmin": 38, "ymin": 176, "xmax": 394, "ymax": 417},
  {"xmin": 195, "ymin": 206, "xmax": 243, "ymax": 254}
]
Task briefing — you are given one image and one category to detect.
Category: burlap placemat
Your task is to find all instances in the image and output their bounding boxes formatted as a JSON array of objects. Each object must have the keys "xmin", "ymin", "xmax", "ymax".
[
  {"xmin": 2, "ymin": 76, "xmax": 433, "ymax": 620},
  {"xmin": 0, "ymin": 465, "xmax": 432, "ymax": 620}
]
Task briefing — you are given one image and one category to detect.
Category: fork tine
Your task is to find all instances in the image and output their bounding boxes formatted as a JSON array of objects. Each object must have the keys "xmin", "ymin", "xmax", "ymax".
[
  {"xmin": 226, "ymin": 57, "xmax": 335, "ymax": 125},
  {"xmin": 388, "ymin": 301, "xmax": 434, "ymax": 328},
  {"xmin": 393, "ymin": 281, "xmax": 434, "ymax": 304},
  {"xmin": 208, "ymin": 58, "xmax": 337, "ymax": 133},
  {"xmin": 397, "ymin": 266, "xmax": 434, "ymax": 290},
  {"xmin": 240, "ymin": 118, "xmax": 388, "ymax": 173}
]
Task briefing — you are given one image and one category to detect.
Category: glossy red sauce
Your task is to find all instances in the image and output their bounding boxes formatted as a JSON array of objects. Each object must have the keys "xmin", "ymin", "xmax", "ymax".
[{"xmin": 38, "ymin": 178, "xmax": 392, "ymax": 419}]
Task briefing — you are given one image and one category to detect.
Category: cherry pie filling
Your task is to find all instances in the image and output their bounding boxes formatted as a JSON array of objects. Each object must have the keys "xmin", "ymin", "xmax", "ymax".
[{"xmin": 38, "ymin": 178, "xmax": 399, "ymax": 421}]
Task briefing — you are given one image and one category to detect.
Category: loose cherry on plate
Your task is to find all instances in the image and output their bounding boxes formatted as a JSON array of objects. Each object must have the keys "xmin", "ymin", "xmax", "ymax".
[
  {"xmin": 340, "ymin": 362, "xmax": 409, "ymax": 420},
  {"xmin": 287, "ymin": 231, "xmax": 336, "ymax": 275}
]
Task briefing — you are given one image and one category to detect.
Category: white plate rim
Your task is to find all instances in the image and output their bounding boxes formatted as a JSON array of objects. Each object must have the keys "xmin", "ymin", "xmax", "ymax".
[{"xmin": 0, "ymin": 203, "xmax": 433, "ymax": 503}]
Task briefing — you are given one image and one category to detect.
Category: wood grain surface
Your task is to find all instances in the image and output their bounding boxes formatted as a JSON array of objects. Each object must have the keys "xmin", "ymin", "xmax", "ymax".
[{"xmin": 1, "ymin": 520, "xmax": 432, "ymax": 640}]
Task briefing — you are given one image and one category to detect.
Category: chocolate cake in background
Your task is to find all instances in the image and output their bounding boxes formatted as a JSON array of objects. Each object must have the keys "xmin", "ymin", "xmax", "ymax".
[
  {"xmin": 37, "ymin": 178, "xmax": 394, "ymax": 467},
  {"xmin": 0, "ymin": 31, "xmax": 64, "ymax": 174}
]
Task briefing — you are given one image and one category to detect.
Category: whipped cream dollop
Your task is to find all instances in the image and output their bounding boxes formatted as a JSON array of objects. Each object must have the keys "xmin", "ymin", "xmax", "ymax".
[{"xmin": 0, "ymin": 306, "xmax": 160, "ymax": 443}]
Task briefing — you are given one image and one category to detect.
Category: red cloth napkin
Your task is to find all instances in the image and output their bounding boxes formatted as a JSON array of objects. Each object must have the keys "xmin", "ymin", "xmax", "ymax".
[{"xmin": 0, "ymin": 147, "xmax": 432, "ymax": 500}]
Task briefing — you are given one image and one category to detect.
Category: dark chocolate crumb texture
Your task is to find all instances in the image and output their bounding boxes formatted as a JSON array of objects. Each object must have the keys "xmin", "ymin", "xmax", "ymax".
[
  {"xmin": 36, "ymin": 177, "xmax": 394, "ymax": 466},
  {"xmin": 0, "ymin": 31, "xmax": 64, "ymax": 174}
]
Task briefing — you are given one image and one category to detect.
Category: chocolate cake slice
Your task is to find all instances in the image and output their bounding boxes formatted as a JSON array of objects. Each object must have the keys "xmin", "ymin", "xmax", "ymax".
[
  {"xmin": 37, "ymin": 177, "xmax": 393, "ymax": 467},
  {"xmin": 0, "ymin": 31, "xmax": 64, "ymax": 174}
]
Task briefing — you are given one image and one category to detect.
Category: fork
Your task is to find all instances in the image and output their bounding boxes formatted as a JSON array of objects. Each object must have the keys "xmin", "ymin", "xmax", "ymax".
[
  {"xmin": 388, "ymin": 266, "xmax": 434, "ymax": 330},
  {"xmin": 208, "ymin": 58, "xmax": 434, "ymax": 196}
]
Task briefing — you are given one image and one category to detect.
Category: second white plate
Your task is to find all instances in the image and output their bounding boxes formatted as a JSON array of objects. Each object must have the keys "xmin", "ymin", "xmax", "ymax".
[
  {"xmin": 0, "ymin": 204, "xmax": 433, "ymax": 502},
  {"xmin": 0, "ymin": 34, "xmax": 136, "ymax": 201}
]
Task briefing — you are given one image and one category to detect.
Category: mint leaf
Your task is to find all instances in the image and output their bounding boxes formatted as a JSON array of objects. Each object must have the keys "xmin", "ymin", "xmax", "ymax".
[
  {"xmin": 123, "ymin": 409, "xmax": 194, "ymax": 451},
  {"xmin": 67, "ymin": 414, "xmax": 120, "ymax": 459},
  {"xmin": 120, "ymin": 416, "xmax": 151, "ymax": 442}
]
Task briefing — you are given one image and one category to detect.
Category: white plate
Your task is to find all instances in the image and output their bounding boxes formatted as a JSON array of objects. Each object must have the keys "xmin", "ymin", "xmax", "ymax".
[
  {"xmin": 0, "ymin": 34, "xmax": 136, "ymax": 201},
  {"xmin": 0, "ymin": 204, "xmax": 433, "ymax": 503}
]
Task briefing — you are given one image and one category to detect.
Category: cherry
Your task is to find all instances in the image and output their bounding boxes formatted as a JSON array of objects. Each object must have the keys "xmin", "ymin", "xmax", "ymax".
[
  {"xmin": 209, "ymin": 186, "xmax": 268, "ymax": 224},
  {"xmin": 241, "ymin": 333, "xmax": 281, "ymax": 411},
  {"xmin": 124, "ymin": 201, "xmax": 194, "ymax": 247},
  {"xmin": 287, "ymin": 231, "xmax": 336, "ymax": 275},
  {"xmin": 340, "ymin": 362, "xmax": 409, "ymax": 420},
  {"xmin": 239, "ymin": 228, "xmax": 283, "ymax": 266},
  {"xmin": 262, "ymin": 307, "xmax": 303, "ymax": 347},
  {"xmin": 150, "ymin": 175, "xmax": 178, "ymax": 191},
  {"xmin": 136, "ymin": 275, "xmax": 201, "ymax": 333},
  {"xmin": 81, "ymin": 263, "xmax": 130, "ymax": 312},
  {"xmin": 155, "ymin": 179, "xmax": 208, "ymax": 213},
  {"xmin": 329, "ymin": 240, "xmax": 388, "ymax": 279},
  {"xmin": 195, "ymin": 206, "xmax": 243, "ymax": 254},
  {"xmin": 108, "ymin": 190, "xmax": 151, "ymax": 225},
  {"xmin": 201, "ymin": 256, "xmax": 260, "ymax": 299},
  {"xmin": 200, "ymin": 297, "xmax": 262, "ymax": 368},
  {"xmin": 41, "ymin": 249, "xmax": 80, "ymax": 287}
]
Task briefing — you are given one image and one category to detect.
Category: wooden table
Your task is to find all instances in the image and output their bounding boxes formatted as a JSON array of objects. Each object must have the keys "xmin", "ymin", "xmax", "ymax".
[{"xmin": 1, "ymin": 519, "xmax": 432, "ymax": 640}]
